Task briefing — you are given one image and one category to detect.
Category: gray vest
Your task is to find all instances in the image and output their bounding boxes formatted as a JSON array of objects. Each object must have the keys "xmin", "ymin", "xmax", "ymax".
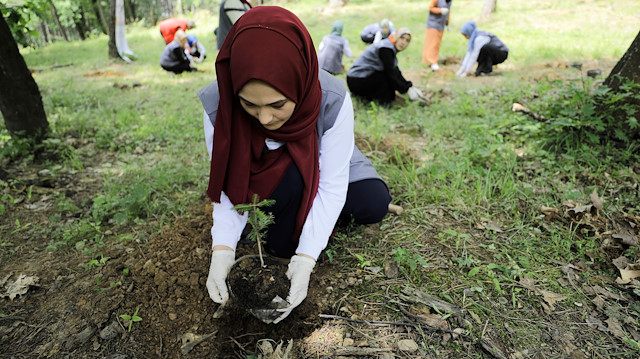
[
  {"xmin": 426, "ymin": 0, "xmax": 451, "ymax": 31},
  {"xmin": 478, "ymin": 31, "xmax": 509, "ymax": 53},
  {"xmin": 217, "ymin": 0, "xmax": 250, "ymax": 50},
  {"xmin": 318, "ymin": 34, "xmax": 347, "ymax": 74},
  {"xmin": 159, "ymin": 41, "xmax": 183, "ymax": 67},
  {"xmin": 197, "ymin": 70, "xmax": 380, "ymax": 183},
  {"xmin": 347, "ymin": 38, "xmax": 396, "ymax": 79}
]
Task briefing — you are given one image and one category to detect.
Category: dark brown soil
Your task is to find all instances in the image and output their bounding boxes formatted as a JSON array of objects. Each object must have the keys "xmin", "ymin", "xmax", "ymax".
[{"xmin": 227, "ymin": 255, "xmax": 290, "ymax": 311}]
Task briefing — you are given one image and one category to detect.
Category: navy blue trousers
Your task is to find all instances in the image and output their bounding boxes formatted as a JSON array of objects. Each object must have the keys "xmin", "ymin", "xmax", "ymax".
[{"xmin": 262, "ymin": 163, "xmax": 391, "ymax": 258}]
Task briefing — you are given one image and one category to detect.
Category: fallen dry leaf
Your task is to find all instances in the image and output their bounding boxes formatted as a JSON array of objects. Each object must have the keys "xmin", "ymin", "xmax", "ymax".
[
  {"xmin": 616, "ymin": 268, "xmax": 640, "ymax": 284},
  {"xmin": 612, "ymin": 231, "xmax": 638, "ymax": 246},
  {"xmin": 589, "ymin": 189, "xmax": 604, "ymax": 211},
  {"xmin": 539, "ymin": 290, "xmax": 567, "ymax": 310},
  {"xmin": 605, "ymin": 317, "xmax": 626, "ymax": 339},
  {"xmin": 2, "ymin": 274, "xmax": 39, "ymax": 300}
]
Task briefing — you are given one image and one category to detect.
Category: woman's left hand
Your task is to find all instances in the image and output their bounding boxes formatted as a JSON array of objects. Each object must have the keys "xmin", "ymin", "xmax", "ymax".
[{"xmin": 273, "ymin": 254, "xmax": 316, "ymax": 323}]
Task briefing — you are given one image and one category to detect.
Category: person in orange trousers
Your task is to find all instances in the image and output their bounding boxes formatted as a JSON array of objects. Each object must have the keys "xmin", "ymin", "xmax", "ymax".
[{"xmin": 422, "ymin": 0, "xmax": 451, "ymax": 70}]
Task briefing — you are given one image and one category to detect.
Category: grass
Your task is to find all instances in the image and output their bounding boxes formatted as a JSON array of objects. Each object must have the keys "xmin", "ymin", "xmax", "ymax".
[{"xmin": 2, "ymin": 0, "xmax": 640, "ymax": 356}]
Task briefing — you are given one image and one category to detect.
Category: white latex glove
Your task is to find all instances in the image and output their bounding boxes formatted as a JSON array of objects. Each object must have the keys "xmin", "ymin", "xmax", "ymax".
[
  {"xmin": 441, "ymin": 7, "xmax": 449, "ymax": 16},
  {"xmin": 273, "ymin": 255, "xmax": 315, "ymax": 324},
  {"xmin": 206, "ymin": 249, "xmax": 236, "ymax": 304},
  {"xmin": 407, "ymin": 87, "xmax": 420, "ymax": 101}
]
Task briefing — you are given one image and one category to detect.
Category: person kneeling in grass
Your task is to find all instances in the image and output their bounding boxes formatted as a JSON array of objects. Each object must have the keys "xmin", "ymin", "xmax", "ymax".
[
  {"xmin": 160, "ymin": 30, "xmax": 196, "ymax": 74},
  {"xmin": 456, "ymin": 21, "xmax": 509, "ymax": 77}
]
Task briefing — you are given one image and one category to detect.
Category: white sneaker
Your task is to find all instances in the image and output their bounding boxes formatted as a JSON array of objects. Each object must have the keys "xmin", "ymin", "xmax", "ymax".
[{"xmin": 430, "ymin": 63, "xmax": 440, "ymax": 71}]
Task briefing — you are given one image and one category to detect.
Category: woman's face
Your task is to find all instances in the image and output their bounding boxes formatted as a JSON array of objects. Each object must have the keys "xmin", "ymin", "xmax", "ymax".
[
  {"xmin": 238, "ymin": 80, "xmax": 296, "ymax": 131},
  {"xmin": 394, "ymin": 34, "xmax": 411, "ymax": 52},
  {"xmin": 463, "ymin": 34, "xmax": 470, "ymax": 40}
]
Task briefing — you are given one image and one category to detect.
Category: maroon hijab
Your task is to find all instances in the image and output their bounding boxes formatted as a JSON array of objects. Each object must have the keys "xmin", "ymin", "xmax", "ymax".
[{"xmin": 207, "ymin": 6, "xmax": 322, "ymax": 243}]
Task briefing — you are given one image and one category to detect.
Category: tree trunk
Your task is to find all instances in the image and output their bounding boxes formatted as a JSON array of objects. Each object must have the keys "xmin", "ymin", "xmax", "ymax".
[
  {"xmin": 48, "ymin": 0, "xmax": 69, "ymax": 41},
  {"xmin": 108, "ymin": 0, "xmax": 119, "ymax": 59},
  {"xmin": 125, "ymin": 0, "xmax": 136, "ymax": 22},
  {"xmin": 176, "ymin": 0, "xmax": 183, "ymax": 15},
  {"xmin": 604, "ymin": 30, "xmax": 640, "ymax": 90},
  {"xmin": 93, "ymin": 0, "xmax": 109, "ymax": 35},
  {"xmin": 40, "ymin": 22, "xmax": 49, "ymax": 44},
  {"xmin": 150, "ymin": 0, "xmax": 156, "ymax": 26},
  {"xmin": 481, "ymin": 0, "xmax": 497, "ymax": 19},
  {"xmin": 74, "ymin": 7, "xmax": 88, "ymax": 40},
  {"xmin": 0, "ymin": 15, "xmax": 49, "ymax": 140}
]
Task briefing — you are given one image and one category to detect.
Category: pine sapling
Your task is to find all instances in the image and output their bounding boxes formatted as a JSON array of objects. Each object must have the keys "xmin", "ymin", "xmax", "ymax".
[{"xmin": 233, "ymin": 194, "xmax": 275, "ymax": 267}]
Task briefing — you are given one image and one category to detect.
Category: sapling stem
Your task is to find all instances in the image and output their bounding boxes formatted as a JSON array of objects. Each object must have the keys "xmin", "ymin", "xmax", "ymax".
[{"xmin": 233, "ymin": 195, "xmax": 275, "ymax": 268}]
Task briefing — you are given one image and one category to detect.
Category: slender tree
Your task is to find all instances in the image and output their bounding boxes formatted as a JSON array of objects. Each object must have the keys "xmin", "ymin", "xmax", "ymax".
[
  {"xmin": 0, "ymin": 15, "xmax": 49, "ymax": 140},
  {"xmin": 92, "ymin": 0, "xmax": 109, "ymax": 34},
  {"xmin": 481, "ymin": 0, "xmax": 497, "ymax": 19},
  {"xmin": 47, "ymin": 0, "xmax": 69, "ymax": 41},
  {"xmin": 108, "ymin": 0, "xmax": 118, "ymax": 58}
]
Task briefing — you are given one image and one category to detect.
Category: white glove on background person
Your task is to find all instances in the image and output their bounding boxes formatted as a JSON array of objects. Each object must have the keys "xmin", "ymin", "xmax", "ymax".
[
  {"xmin": 407, "ymin": 87, "xmax": 420, "ymax": 101},
  {"xmin": 206, "ymin": 249, "xmax": 236, "ymax": 304},
  {"xmin": 441, "ymin": 7, "xmax": 449, "ymax": 16},
  {"xmin": 273, "ymin": 255, "xmax": 316, "ymax": 324}
]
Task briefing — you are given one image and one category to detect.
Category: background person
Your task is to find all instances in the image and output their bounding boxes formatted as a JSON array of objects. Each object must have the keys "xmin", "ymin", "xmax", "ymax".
[
  {"xmin": 160, "ymin": 30, "xmax": 196, "ymax": 74},
  {"xmin": 456, "ymin": 21, "xmax": 509, "ymax": 77},
  {"xmin": 159, "ymin": 18, "xmax": 195, "ymax": 44},
  {"xmin": 360, "ymin": 18, "xmax": 395, "ymax": 44},
  {"xmin": 186, "ymin": 34, "xmax": 206, "ymax": 63},
  {"xmin": 347, "ymin": 28, "xmax": 426, "ymax": 105},
  {"xmin": 317, "ymin": 20, "xmax": 353, "ymax": 75},
  {"xmin": 216, "ymin": 0, "xmax": 252, "ymax": 49},
  {"xmin": 422, "ymin": 0, "xmax": 452, "ymax": 71},
  {"xmin": 201, "ymin": 6, "xmax": 392, "ymax": 324}
]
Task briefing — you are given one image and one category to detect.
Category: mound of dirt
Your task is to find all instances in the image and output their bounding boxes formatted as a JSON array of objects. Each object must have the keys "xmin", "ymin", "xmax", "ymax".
[{"xmin": 1, "ymin": 202, "xmax": 344, "ymax": 358}]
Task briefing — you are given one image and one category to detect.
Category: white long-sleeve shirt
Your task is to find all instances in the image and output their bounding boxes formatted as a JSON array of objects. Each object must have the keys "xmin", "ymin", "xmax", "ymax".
[
  {"xmin": 457, "ymin": 35, "xmax": 490, "ymax": 75},
  {"xmin": 203, "ymin": 94, "xmax": 355, "ymax": 260}
]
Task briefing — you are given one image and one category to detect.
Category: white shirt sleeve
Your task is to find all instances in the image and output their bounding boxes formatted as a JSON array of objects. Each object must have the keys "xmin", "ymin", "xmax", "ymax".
[
  {"xmin": 211, "ymin": 191, "xmax": 248, "ymax": 250},
  {"xmin": 343, "ymin": 39, "xmax": 352, "ymax": 58},
  {"xmin": 459, "ymin": 35, "xmax": 490, "ymax": 74},
  {"xmin": 295, "ymin": 94, "xmax": 354, "ymax": 259},
  {"xmin": 373, "ymin": 31, "xmax": 382, "ymax": 44},
  {"xmin": 204, "ymin": 110, "xmax": 214, "ymax": 159}
]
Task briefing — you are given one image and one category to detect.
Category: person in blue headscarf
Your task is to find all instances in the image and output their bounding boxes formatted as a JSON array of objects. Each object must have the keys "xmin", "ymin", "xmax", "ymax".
[
  {"xmin": 456, "ymin": 21, "xmax": 509, "ymax": 77},
  {"xmin": 186, "ymin": 34, "xmax": 207, "ymax": 63},
  {"xmin": 317, "ymin": 20, "xmax": 353, "ymax": 75}
]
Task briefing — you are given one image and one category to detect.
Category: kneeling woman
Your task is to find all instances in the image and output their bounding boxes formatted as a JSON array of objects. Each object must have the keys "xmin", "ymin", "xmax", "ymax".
[
  {"xmin": 456, "ymin": 21, "xmax": 509, "ymax": 77},
  {"xmin": 347, "ymin": 28, "xmax": 417, "ymax": 106},
  {"xmin": 200, "ymin": 6, "xmax": 392, "ymax": 324}
]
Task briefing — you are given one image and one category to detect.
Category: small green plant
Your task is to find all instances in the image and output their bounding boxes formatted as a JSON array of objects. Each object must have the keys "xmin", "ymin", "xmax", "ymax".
[
  {"xmin": 120, "ymin": 307, "xmax": 142, "ymax": 332},
  {"xmin": 354, "ymin": 254, "xmax": 371, "ymax": 268},
  {"xmin": 233, "ymin": 194, "xmax": 275, "ymax": 268},
  {"xmin": 83, "ymin": 254, "xmax": 110, "ymax": 268},
  {"xmin": 392, "ymin": 248, "xmax": 427, "ymax": 277}
]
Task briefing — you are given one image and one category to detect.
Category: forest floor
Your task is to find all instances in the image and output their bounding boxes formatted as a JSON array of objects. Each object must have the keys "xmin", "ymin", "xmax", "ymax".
[{"xmin": 2, "ymin": 59, "xmax": 639, "ymax": 359}]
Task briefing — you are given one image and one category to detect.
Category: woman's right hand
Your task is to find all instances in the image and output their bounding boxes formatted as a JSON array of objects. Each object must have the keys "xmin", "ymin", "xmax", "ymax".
[{"xmin": 206, "ymin": 248, "xmax": 236, "ymax": 304}]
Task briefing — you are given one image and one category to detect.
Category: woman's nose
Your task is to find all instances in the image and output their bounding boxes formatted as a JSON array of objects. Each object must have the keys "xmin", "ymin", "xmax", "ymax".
[{"xmin": 257, "ymin": 109, "xmax": 272, "ymax": 125}]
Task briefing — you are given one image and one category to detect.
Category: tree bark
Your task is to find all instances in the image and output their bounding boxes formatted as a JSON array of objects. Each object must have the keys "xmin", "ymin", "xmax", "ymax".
[
  {"xmin": 48, "ymin": 0, "xmax": 69, "ymax": 41},
  {"xmin": 150, "ymin": 0, "xmax": 156, "ymax": 26},
  {"xmin": 604, "ymin": 30, "xmax": 640, "ymax": 90},
  {"xmin": 481, "ymin": 0, "xmax": 497, "ymax": 19},
  {"xmin": 0, "ymin": 15, "xmax": 49, "ymax": 140},
  {"xmin": 93, "ymin": 0, "xmax": 109, "ymax": 35},
  {"xmin": 40, "ymin": 21, "xmax": 49, "ymax": 44},
  {"xmin": 108, "ymin": 0, "xmax": 119, "ymax": 59},
  {"xmin": 74, "ymin": 6, "xmax": 88, "ymax": 40},
  {"xmin": 176, "ymin": 0, "xmax": 184, "ymax": 15},
  {"xmin": 125, "ymin": 0, "xmax": 136, "ymax": 22}
]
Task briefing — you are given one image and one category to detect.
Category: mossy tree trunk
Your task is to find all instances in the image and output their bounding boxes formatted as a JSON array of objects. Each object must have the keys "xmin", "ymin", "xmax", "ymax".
[
  {"xmin": 604, "ymin": 30, "xmax": 640, "ymax": 90},
  {"xmin": 0, "ymin": 15, "xmax": 49, "ymax": 141}
]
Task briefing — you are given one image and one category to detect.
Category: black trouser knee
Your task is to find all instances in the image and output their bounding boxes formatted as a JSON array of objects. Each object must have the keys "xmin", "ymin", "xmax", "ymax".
[
  {"xmin": 341, "ymin": 179, "xmax": 391, "ymax": 224},
  {"xmin": 263, "ymin": 162, "xmax": 303, "ymax": 258},
  {"xmin": 476, "ymin": 45, "xmax": 508, "ymax": 75}
]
